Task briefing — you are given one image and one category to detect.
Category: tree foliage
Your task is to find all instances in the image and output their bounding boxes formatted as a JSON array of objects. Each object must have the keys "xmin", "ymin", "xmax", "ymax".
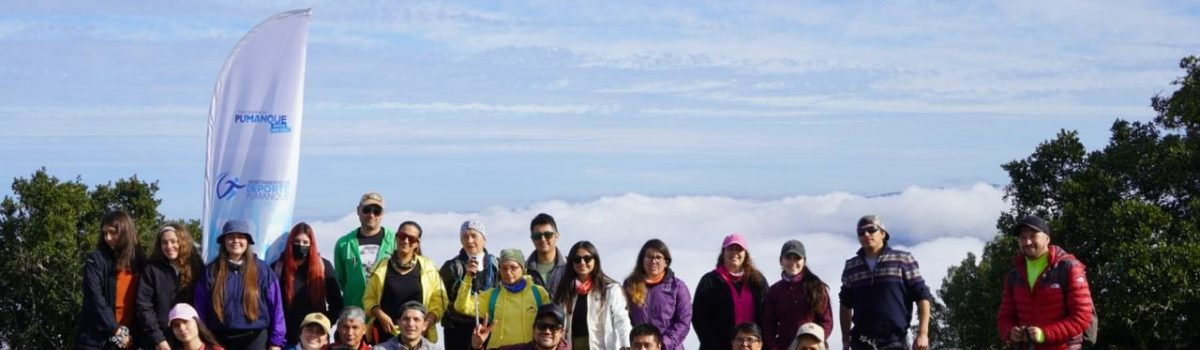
[
  {"xmin": 0, "ymin": 168, "xmax": 199, "ymax": 349},
  {"xmin": 937, "ymin": 56, "xmax": 1200, "ymax": 348}
]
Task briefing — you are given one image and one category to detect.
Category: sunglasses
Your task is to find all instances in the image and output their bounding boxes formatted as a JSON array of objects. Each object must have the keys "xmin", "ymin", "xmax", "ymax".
[
  {"xmin": 530, "ymin": 231, "xmax": 556, "ymax": 240},
  {"xmin": 568, "ymin": 255, "xmax": 595, "ymax": 264},
  {"xmin": 360, "ymin": 205, "xmax": 382, "ymax": 216},
  {"xmin": 857, "ymin": 226, "xmax": 880, "ymax": 236},
  {"xmin": 534, "ymin": 322, "xmax": 563, "ymax": 331},
  {"xmin": 398, "ymin": 235, "xmax": 420, "ymax": 244}
]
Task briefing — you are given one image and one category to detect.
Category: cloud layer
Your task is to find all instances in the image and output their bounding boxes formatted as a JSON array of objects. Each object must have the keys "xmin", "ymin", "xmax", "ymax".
[{"xmin": 295, "ymin": 183, "xmax": 1006, "ymax": 349}]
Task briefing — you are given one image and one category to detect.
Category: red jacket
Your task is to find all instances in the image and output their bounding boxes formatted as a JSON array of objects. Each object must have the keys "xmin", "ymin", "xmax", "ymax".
[{"xmin": 996, "ymin": 245, "xmax": 1093, "ymax": 350}]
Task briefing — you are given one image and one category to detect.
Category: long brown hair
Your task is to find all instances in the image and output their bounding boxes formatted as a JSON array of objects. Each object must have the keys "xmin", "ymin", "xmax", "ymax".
[
  {"xmin": 210, "ymin": 235, "xmax": 261, "ymax": 323},
  {"xmin": 624, "ymin": 239, "xmax": 673, "ymax": 306},
  {"xmin": 715, "ymin": 245, "xmax": 764, "ymax": 288},
  {"xmin": 99, "ymin": 210, "xmax": 145, "ymax": 272},
  {"xmin": 150, "ymin": 224, "xmax": 202, "ymax": 296},
  {"xmin": 281, "ymin": 222, "xmax": 327, "ymax": 308},
  {"xmin": 799, "ymin": 267, "xmax": 829, "ymax": 319}
]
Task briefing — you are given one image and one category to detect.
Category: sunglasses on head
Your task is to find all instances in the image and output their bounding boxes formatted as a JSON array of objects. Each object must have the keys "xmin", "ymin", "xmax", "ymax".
[
  {"xmin": 857, "ymin": 226, "xmax": 880, "ymax": 236},
  {"xmin": 534, "ymin": 322, "xmax": 563, "ymax": 331},
  {"xmin": 360, "ymin": 205, "xmax": 382, "ymax": 216},
  {"xmin": 568, "ymin": 255, "xmax": 595, "ymax": 264},
  {"xmin": 530, "ymin": 231, "xmax": 555, "ymax": 240}
]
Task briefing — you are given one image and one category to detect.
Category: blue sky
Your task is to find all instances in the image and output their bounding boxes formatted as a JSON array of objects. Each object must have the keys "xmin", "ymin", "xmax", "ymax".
[{"xmin": 3, "ymin": 1, "xmax": 1197, "ymax": 221}]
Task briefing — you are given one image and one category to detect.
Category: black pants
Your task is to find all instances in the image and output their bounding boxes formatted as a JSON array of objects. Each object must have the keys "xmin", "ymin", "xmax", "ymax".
[
  {"xmin": 443, "ymin": 323, "xmax": 475, "ymax": 350},
  {"xmin": 215, "ymin": 328, "xmax": 268, "ymax": 350}
]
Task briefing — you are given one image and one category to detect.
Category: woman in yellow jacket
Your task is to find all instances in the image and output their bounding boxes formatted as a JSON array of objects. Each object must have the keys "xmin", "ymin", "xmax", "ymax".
[
  {"xmin": 364, "ymin": 221, "xmax": 447, "ymax": 344},
  {"xmin": 453, "ymin": 248, "xmax": 552, "ymax": 349}
]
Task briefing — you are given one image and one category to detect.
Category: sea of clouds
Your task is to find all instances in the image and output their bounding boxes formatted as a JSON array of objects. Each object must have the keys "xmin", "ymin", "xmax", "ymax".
[{"xmin": 298, "ymin": 183, "xmax": 1008, "ymax": 348}]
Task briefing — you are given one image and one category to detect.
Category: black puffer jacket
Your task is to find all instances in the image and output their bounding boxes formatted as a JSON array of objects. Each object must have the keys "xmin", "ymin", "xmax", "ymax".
[{"xmin": 135, "ymin": 257, "xmax": 204, "ymax": 349}]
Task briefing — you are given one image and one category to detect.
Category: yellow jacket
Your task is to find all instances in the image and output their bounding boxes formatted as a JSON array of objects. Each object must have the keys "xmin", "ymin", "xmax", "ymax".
[
  {"xmin": 453, "ymin": 275, "xmax": 551, "ymax": 349},
  {"xmin": 363, "ymin": 254, "xmax": 447, "ymax": 342}
]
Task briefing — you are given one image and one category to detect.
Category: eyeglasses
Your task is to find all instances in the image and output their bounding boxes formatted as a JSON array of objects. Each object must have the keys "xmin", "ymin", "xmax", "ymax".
[
  {"xmin": 530, "ymin": 231, "xmax": 555, "ymax": 241},
  {"xmin": 569, "ymin": 255, "xmax": 595, "ymax": 264},
  {"xmin": 733, "ymin": 336, "xmax": 761, "ymax": 344},
  {"xmin": 643, "ymin": 255, "xmax": 666, "ymax": 262},
  {"xmin": 360, "ymin": 205, "xmax": 382, "ymax": 216},
  {"xmin": 398, "ymin": 235, "xmax": 420, "ymax": 244},
  {"xmin": 534, "ymin": 322, "xmax": 563, "ymax": 332},
  {"xmin": 857, "ymin": 226, "xmax": 880, "ymax": 236}
]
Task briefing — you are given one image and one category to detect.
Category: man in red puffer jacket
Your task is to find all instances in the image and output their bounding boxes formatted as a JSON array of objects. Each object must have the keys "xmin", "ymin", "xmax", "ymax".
[{"xmin": 996, "ymin": 215, "xmax": 1094, "ymax": 350}]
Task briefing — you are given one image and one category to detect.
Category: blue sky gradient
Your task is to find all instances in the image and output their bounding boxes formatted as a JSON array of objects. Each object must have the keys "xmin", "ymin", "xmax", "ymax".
[{"xmin": 2, "ymin": 0, "xmax": 1198, "ymax": 221}]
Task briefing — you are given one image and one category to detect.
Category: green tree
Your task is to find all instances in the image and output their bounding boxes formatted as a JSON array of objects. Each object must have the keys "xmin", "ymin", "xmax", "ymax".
[
  {"xmin": 0, "ymin": 168, "xmax": 193, "ymax": 349},
  {"xmin": 937, "ymin": 56, "xmax": 1200, "ymax": 348}
]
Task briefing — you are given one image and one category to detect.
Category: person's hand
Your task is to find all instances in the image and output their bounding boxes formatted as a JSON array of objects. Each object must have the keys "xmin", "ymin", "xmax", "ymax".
[
  {"xmin": 912, "ymin": 334, "xmax": 929, "ymax": 350},
  {"xmin": 472, "ymin": 315, "xmax": 494, "ymax": 349},
  {"xmin": 427, "ymin": 313, "xmax": 440, "ymax": 329},
  {"xmin": 376, "ymin": 310, "xmax": 396, "ymax": 334},
  {"xmin": 1009, "ymin": 327, "xmax": 1025, "ymax": 342},
  {"xmin": 117, "ymin": 334, "xmax": 132, "ymax": 349},
  {"xmin": 467, "ymin": 258, "xmax": 480, "ymax": 276},
  {"xmin": 155, "ymin": 340, "xmax": 171, "ymax": 350},
  {"xmin": 1028, "ymin": 326, "xmax": 1043, "ymax": 342}
]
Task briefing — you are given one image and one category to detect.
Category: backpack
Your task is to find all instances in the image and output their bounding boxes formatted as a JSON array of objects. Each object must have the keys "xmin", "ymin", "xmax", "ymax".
[
  {"xmin": 1007, "ymin": 257, "xmax": 1098, "ymax": 345},
  {"xmin": 487, "ymin": 283, "xmax": 543, "ymax": 324}
]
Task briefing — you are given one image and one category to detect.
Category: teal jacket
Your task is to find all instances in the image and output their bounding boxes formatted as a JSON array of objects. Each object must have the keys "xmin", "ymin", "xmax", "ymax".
[{"xmin": 334, "ymin": 227, "xmax": 396, "ymax": 307}]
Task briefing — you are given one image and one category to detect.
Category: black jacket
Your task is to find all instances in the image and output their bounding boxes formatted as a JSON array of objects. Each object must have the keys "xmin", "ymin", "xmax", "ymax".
[
  {"xmin": 692, "ymin": 270, "xmax": 768, "ymax": 350},
  {"xmin": 79, "ymin": 249, "xmax": 142, "ymax": 349},
  {"xmin": 439, "ymin": 249, "xmax": 500, "ymax": 327},
  {"xmin": 271, "ymin": 257, "xmax": 343, "ymax": 346},
  {"xmin": 135, "ymin": 258, "xmax": 204, "ymax": 349}
]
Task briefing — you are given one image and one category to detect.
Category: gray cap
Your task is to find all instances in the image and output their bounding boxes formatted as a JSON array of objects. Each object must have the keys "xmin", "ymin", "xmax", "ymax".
[
  {"xmin": 219, "ymin": 219, "xmax": 255, "ymax": 245},
  {"xmin": 857, "ymin": 214, "xmax": 886, "ymax": 232},
  {"xmin": 780, "ymin": 240, "xmax": 806, "ymax": 259}
]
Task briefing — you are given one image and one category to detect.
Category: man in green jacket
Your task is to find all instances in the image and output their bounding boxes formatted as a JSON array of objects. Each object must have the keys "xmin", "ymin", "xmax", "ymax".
[{"xmin": 335, "ymin": 192, "xmax": 396, "ymax": 308}]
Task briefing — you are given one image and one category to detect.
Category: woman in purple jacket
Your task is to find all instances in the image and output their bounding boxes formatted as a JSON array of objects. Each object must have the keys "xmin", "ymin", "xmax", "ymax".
[
  {"xmin": 623, "ymin": 239, "xmax": 692, "ymax": 350},
  {"xmin": 761, "ymin": 240, "xmax": 831, "ymax": 350},
  {"xmin": 194, "ymin": 219, "xmax": 286, "ymax": 350}
]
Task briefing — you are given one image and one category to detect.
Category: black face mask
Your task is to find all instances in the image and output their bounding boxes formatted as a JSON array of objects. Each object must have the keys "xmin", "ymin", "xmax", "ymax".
[{"xmin": 292, "ymin": 244, "xmax": 310, "ymax": 260}]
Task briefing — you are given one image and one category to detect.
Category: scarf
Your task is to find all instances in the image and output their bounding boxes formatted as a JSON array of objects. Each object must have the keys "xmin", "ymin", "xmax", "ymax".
[
  {"xmin": 716, "ymin": 265, "xmax": 755, "ymax": 324},
  {"xmin": 575, "ymin": 278, "xmax": 594, "ymax": 295},
  {"xmin": 503, "ymin": 277, "xmax": 527, "ymax": 293}
]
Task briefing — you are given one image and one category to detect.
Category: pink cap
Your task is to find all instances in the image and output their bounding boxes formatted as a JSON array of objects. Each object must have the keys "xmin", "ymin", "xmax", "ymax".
[
  {"xmin": 722, "ymin": 233, "xmax": 748, "ymax": 249},
  {"xmin": 169, "ymin": 303, "xmax": 199, "ymax": 322}
]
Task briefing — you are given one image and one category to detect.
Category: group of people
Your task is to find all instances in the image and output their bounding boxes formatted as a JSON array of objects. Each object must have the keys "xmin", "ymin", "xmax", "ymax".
[{"xmin": 78, "ymin": 191, "xmax": 1094, "ymax": 350}]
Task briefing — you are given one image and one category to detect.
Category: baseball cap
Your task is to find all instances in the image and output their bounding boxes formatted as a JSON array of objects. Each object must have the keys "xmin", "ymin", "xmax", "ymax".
[
  {"xmin": 301, "ymin": 312, "xmax": 332, "ymax": 335},
  {"xmin": 168, "ymin": 303, "xmax": 199, "ymax": 322},
  {"xmin": 722, "ymin": 233, "xmax": 748, "ymax": 250},
  {"xmin": 1013, "ymin": 214, "xmax": 1050, "ymax": 236},
  {"xmin": 359, "ymin": 192, "xmax": 384, "ymax": 209},
  {"xmin": 780, "ymin": 240, "xmax": 806, "ymax": 259},
  {"xmin": 790, "ymin": 323, "xmax": 826, "ymax": 350},
  {"xmin": 535, "ymin": 304, "xmax": 565, "ymax": 325},
  {"xmin": 857, "ymin": 215, "xmax": 886, "ymax": 232}
]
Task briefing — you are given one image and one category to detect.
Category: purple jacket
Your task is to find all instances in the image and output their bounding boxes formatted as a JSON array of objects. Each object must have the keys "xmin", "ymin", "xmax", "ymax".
[
  {"xmin": 627, "ymin": 270, "xmax": 693, "ymax": 350},
  {"xmin": 761, "ymin": 275, "xmax": 833, "ymax": 350},
  {"xmin": 194, "ymin": 257, "xmax": 287, "ymax": 347}
]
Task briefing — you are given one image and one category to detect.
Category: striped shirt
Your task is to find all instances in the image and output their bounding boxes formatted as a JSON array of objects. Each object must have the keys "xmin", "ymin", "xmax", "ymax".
[{"xmin": 838, "ymin": 246, "xmax": 932, "ymax": 344}]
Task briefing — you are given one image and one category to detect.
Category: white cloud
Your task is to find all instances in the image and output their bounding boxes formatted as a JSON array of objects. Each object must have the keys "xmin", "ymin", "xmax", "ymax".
[{"xmin": 289, "ymin": 183, "xmax": 1004, "ymax": 349}]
